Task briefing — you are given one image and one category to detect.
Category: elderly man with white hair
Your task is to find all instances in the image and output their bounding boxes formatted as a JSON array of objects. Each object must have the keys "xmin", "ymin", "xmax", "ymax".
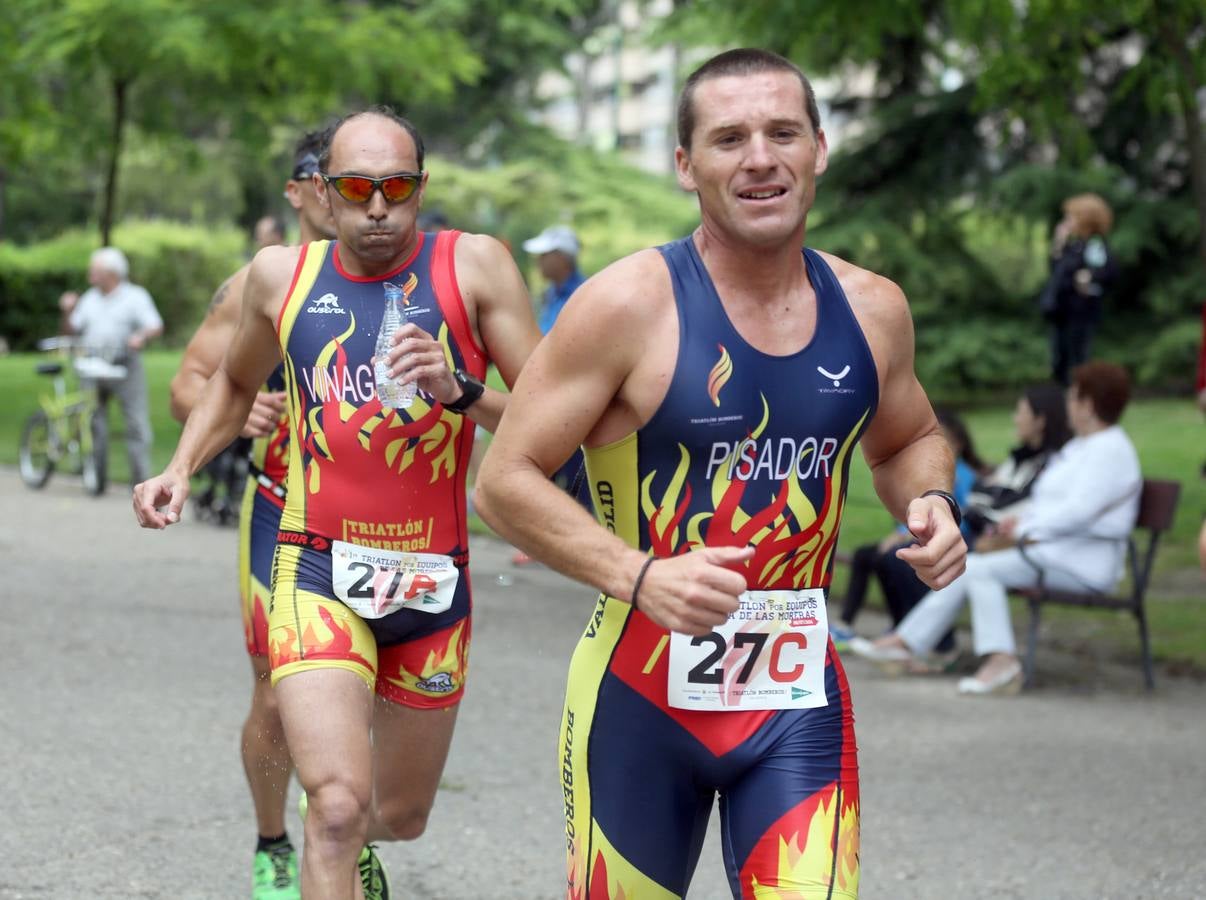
[{"xmin": 59, "ymin": 246, "xmax": 163, "ymax": 485}]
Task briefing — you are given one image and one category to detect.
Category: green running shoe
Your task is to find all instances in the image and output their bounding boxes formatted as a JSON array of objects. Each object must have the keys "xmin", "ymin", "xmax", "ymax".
[
  {"xmin": 252, "ymin": 844, "xmax": 300, "ymax": 900},
  {"xmin": 358, "ymin": 845, "xmax": 391, "ymax": 900}
]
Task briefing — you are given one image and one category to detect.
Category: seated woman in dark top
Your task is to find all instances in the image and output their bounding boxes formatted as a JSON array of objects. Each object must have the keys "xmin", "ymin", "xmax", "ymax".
[
  {"xmin": 830, "ymin": 409, "xmax": 986, "ymax": 651},
  {"xmin": 961, "ymin": 384, "xmax": 1073, "ymax": 546}
]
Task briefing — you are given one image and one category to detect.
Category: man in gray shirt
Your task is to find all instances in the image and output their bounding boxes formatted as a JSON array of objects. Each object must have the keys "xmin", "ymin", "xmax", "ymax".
[{"xmin": 60, "ymin": 246, "xmax": 163, "ymax": 485}]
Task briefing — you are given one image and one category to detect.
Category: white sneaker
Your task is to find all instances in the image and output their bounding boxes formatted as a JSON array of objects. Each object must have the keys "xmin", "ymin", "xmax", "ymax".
[{"xmin": 957, "ymin": 661, "xmax": 1023, "ymax": 696}]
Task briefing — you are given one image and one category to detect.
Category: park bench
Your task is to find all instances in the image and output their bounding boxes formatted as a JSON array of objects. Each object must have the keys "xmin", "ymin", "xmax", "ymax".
[{"xmin": 1012, "ymin": 478, "xmax": 1182, "ymax": 690}]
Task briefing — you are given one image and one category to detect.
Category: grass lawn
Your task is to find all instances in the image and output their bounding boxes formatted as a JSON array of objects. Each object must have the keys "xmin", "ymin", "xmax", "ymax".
[{"xmin": 3, "ymin": 349, "xmax": 1202, "ymax": 669}]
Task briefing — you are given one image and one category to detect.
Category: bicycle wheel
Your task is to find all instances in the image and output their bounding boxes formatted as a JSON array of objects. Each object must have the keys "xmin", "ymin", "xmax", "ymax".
[
  {"xmin": 82, "ymin": 408, "xmax": 108, "ymax": 496},
  {"xmin": 19, "ymin": 411, "xmax": 56, "ymax": 489}
]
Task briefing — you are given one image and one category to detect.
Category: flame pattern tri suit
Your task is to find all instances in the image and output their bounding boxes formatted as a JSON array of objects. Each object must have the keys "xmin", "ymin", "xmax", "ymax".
[
  {"xmin": 236, "ymin": 362, "xmax": 289, "ymax": 656},
  {"xmin": 563, "ymin": 238, "xmax": 873, "ymax": 899},
  {"xmin": 267, "ymin": 231, "xmax": 486, "ymax": 708}
]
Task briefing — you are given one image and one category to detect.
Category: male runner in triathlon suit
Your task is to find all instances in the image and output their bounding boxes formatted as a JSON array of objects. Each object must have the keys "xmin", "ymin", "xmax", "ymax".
[
  {"xmin": 475, "ymin": 49, "xmax": 967, "ymax": 899},
  {"xmin": 134, "ymin": 107, "xmax": 541, "ymax": 900},
  {"xmin": 169, "ymin": 130, "xmax": 334, "ymax": 899}
]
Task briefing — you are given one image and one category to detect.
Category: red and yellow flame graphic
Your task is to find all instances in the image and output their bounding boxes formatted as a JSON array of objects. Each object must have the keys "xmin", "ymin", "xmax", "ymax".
[
  {"xmin": 380, "ymin": 621, "xmax": 467, "ymax": 702},
  {"xmin": 397, "ymin": 272, "xmax": 419, "ymax": 305},
  {"xmin": 567, "ymin": 836, "xmax": 587, "ymax": 900},
  {"xmin": 246, "ymin": 594, "xmax": 269, "ymax": 655},
  {"xmin": 586, "ymin": 853, "xmax": 631, "ymax": 900},
  {"xmin": 642, "ymin": 397, "xmax": 867, "ymax": 591},
  {"xmin": 293, "ymin": 316, "xmax": 466, "ymax": 536},
  {"xmin": 567, "ymin": 827, "xmax": 677, "ymax": 900},
  {"xmin": 707, "ymin": 344, "xmax": 733, "ymax": 407},
  {"xmin": 269, "ymin": 606, "xmax": 373, "ymax": 673},
  {"xmin": 744, "ymin": 783, "xmax": 860, "ymax": 898},
  {"xmin": 256, "ymin": 417, "xmax": 290, "ymax": 483}
]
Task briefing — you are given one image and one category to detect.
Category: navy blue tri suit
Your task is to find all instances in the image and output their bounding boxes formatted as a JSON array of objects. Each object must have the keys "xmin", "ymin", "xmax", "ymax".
[{"xmin": 561, "ymin": 237, "xmax": 874, "ymax": 899}]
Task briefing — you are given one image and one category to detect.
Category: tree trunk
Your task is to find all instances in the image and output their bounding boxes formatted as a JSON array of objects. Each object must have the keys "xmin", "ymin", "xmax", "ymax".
[
  {"xmin": 100, "ymin": 77, "xmax": 128, "ymax": 246},
  {"xmin": 1158, "ymin": 11, "xmax": 1206, "ymax": 270}
]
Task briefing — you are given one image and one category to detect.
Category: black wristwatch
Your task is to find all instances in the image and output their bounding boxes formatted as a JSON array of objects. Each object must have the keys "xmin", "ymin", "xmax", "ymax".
[
  {"xmin": 920, "ymin": 489, "xmax": 962, "ymax": 527},
  {"xmin": 444, "ymin": 369, "xmax": 485, "ymax": 414}
]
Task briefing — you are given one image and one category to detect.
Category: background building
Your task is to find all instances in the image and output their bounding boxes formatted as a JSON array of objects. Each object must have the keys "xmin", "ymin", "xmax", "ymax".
[{"xmin": 530, "ymin": 0, "xmax": 867, "ymax": 175}]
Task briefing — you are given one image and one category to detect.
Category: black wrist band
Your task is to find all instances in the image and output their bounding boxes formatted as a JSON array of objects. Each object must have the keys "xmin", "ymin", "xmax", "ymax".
[
  {"xmin": 630, "ymin": 556, "xmax": 655, "ymax": 611},
  {"xmin": 920, "ymin": 489, "xmax": 962, "ymax": 527},
  {"xmin": 444, "ymin": 369, "xmax": 484, "ymax": 414}
]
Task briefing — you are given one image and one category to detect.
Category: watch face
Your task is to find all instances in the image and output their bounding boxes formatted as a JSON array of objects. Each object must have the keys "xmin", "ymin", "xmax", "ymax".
[{"xmin": 449, "ymin": 369, "xmax": 484, "ymax": 411}]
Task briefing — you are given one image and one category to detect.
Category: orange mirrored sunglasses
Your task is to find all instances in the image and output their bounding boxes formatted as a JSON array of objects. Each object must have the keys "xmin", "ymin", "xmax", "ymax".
[{"xmin": 321, "ymin": 172, "xmax": 422, "ymax": 204}]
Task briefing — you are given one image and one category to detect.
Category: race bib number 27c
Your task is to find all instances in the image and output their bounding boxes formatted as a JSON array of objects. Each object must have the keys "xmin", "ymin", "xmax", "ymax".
[
  {"xmin": 331, "ymin": 541, "xmax": 459, "ymax": 619},
  {"xmin": 667, "ymin": 589, "xmax": 829, "ymax": 711}
]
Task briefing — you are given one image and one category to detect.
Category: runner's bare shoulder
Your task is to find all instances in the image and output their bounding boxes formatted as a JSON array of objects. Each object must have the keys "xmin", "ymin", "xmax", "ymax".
[
  {"xmin": 244, "ymin": 244, "xmax": 305, "ymax": 320},
  {"xmin": 205, "ymin": 264, "xmax": 251, "ymax": 326},
  {"xmin": 450, "ymin": 232, "xmax": 522, "ymax": 302},
  {"xmin": 451, "ymin": 231, "xmax": 509, "ymax": 268},
  {"xmin": 813, "ymin": 249, "xmax": 910, "ymax": 332},
  {"xmin": 560, "ymin": 248, "xmax": 672, "ymax": 329}
]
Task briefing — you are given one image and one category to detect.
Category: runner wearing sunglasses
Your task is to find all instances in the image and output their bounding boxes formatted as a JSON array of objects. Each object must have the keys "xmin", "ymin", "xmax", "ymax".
[
  {"xmin": 167, "ymin": 129, "xmax": 334, "ymax": 900},
  {"xmin": 320, "ymin": 171, "xmax": 424, "ymax": 205},
  {"xmin": 134, "ymin": 106, "xmax": 542, "ymax": 900}
]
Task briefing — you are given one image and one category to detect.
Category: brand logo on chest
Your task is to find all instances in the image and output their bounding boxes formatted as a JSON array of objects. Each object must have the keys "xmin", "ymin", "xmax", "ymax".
[
  {"xmin": 817, "ymin": 363, "xmax": 856, "ymax": 395},
  {"xmin": 307, "ymin": 292, "xmax": 345, "ymax": 315}
]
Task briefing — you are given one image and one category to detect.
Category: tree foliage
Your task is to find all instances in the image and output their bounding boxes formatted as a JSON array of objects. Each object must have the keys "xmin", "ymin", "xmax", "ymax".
[
  {"xmin": 2, "ymin": 0, "xmax": 1203, "ymax": 393},
  {"xmin": 398, "ymin": 0, "xmax": 606, "ymax": 158},
  {"xmin": 0, "ymin": 0, "xmax": 609, "ymax": 243},
  {"xmin": 0, "ymin": 0, "xmax": 481, "ymax": 242}
]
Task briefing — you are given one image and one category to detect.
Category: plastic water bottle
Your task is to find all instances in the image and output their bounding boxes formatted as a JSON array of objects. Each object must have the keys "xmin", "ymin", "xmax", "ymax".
[{"xmin": 374, "ymin": 282, "xmax": 416, "ymax": 408}]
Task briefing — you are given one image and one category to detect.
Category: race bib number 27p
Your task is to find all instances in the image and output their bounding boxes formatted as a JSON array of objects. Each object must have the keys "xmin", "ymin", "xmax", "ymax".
[
  {"xmin": 667, "ymin": 589, "xmax": 828, "ymax": 711},
  {"xmin": 331, "ymin": 541, "xmax": 459, "ymax": 619}
]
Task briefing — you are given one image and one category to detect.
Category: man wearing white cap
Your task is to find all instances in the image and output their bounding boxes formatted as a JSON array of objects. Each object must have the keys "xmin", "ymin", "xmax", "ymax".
[
  {"xmin": 60, "ymin": 246, "xmax": 163, "ymax": 485},
  {"xmin": 513, "ymin": 224, "xmax": 592, "ymax": 538},
  {"xmin": 522, "ymin": 224, "xmax": 584, "ymax": 334}
]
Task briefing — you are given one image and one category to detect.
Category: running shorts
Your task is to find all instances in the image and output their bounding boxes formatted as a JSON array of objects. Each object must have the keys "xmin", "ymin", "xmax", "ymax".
[{"xmin": 268, "ymin": 534, "xmax": 471, "ymax": 709}]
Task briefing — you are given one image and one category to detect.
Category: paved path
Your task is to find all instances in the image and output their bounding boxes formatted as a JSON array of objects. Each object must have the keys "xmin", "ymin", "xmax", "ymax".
[{"xmin": 1, "ymin": 470, "xmax": 1203, "ymax": 899}]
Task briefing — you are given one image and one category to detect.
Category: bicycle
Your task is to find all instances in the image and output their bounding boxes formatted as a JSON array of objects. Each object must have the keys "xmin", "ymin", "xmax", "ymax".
[{"xmin": 18, "ymin": 337, "xmax": 127, "ymax": 496}]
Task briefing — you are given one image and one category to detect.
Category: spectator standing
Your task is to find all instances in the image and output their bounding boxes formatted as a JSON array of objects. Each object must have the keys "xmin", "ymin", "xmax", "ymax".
[
  {"xmin": 1039, "ymin": 193, "xmax": 1118, "ymax": 385},
  {"xmin": 513, "ymin": 223, "xmax": 592, "ymax": 534},
  {"xmin": 59, "ymin": 246, "xmax": 163, "ymax": 485},
  {"xmin": 522, "ymin": 224, "xmax": 585, "ymax": 335}
]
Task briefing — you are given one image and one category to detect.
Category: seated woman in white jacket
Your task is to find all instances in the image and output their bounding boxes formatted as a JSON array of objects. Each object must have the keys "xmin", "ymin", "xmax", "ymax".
[{"xmin": 850, "ymin": 361, "xmax": 1141, "ymax": 695}]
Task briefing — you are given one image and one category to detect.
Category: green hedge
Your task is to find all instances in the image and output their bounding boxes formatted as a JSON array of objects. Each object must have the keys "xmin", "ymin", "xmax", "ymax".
[
  {"xmin": 0, "ymin": 221, "xmax": 245, "ymax": 350},
  {"xmin": 422, "ymin": 149, "xmax": 698, "ymax": 283}
]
